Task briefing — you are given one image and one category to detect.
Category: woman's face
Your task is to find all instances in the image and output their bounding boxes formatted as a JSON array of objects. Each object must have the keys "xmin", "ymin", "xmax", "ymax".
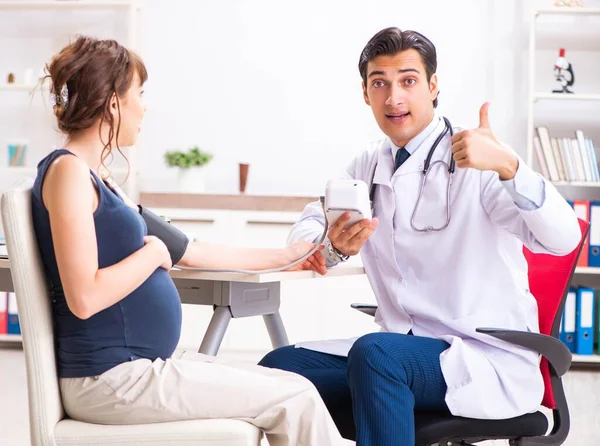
[{"xmin": 112, "ymin": 71, "xmax": 146, "ymax": 147}]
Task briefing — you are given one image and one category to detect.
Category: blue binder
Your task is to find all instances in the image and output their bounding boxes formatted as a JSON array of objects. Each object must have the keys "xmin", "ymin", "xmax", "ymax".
[
  {"xmin": 575, "ymin": 288, "xmax": 595, "ymax": 355},
  {"xmin": 560, "ymin": 289, "xmax": 577, "ymax": 353},
  {"xmin": 589, "ymin": 202, "xmax": 600, "ymax": 267},
  {"xmin": 6, "ymin": 292, "xmax": 20, "ymax": 335}
]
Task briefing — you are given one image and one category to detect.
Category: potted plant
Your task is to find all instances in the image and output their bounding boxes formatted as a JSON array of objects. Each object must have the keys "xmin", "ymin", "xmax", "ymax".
[{"xmin": 164, "ymin": 146, "xmax": 213, "ymax": 193}]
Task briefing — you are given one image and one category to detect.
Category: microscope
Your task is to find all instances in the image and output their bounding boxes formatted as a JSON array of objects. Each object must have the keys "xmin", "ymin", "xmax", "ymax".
[{"xmin": 553, "ymin": 48, "xmax": 575, "ymax": 94}]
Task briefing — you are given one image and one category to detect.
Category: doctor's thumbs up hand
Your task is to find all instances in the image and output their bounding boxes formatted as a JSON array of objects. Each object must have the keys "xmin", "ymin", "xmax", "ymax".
[
  {"xmin": 450, "ymin": 102, "xmax": 519, "ymax": 180},
  {"xmin": 329, "ymin": 213, "xmax": 379, "ymax": 257}
]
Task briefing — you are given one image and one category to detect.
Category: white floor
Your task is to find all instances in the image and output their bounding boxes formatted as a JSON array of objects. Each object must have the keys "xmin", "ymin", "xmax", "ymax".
[{"xmin": 1, "ymin": 344, "xmax": 596, "ymax": 446}]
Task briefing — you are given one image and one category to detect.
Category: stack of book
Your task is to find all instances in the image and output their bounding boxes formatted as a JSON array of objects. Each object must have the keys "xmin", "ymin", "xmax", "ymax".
[{"xmin": 534, "ymin": 127, "xmax": 599, "ymax": 183}]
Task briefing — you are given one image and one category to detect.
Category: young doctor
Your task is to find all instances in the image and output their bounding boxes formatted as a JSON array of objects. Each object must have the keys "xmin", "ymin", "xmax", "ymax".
[
  {"xmin": 31, "ymin": 35, "xmax": 350, "ymax": 446},
  {"xmin": 259, "ymin": 27, "xmax": 582, "ymax": 445}
]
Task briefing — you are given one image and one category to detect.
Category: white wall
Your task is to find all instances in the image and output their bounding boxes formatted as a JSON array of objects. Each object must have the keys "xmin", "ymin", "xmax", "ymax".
[
  {"xmin": 136, "ymin": 0, "xmax": 600, "ymax": 196},
  {"xmin": 1, "ymin": 0, "xmax": 599, "ymax": 197},
  {"xmin": 137, "ymin": 0, "xmax": 495, "ymax": 196}
]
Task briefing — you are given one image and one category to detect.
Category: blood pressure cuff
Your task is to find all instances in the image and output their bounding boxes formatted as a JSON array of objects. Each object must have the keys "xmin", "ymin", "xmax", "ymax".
[{"xmin": 138, "ymin": 205, "xmax": 189, "ymax": 265}]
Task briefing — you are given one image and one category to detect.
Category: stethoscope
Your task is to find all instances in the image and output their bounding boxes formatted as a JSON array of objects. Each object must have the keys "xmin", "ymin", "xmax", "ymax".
[{"xmin": 369, "ymin": 117, "xmax": 456, "ymax": 233}]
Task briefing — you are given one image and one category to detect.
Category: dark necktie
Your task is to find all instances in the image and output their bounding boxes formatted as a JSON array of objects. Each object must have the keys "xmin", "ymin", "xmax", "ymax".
[{"xmin": 395, "ymin": 147, "xmax": 410, "ymax": 170}]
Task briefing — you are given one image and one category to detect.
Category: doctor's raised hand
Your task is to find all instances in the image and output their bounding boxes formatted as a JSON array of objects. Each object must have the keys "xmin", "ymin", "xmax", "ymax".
[
  {"xmin": 328, "ymin": 212, "xmax": 379, "ymax": 257},
  {"xmin": 450, "ymin": 102, "xmax": 519, "ymax": 180}
]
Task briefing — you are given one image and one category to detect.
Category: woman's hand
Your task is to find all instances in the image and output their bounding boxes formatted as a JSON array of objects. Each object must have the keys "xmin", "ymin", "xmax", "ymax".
[
  {"xmin": 144, "ymin": 235, "xmax": 172, "ymax": 271},
  {"xmin": 284, "ymin": 242, "xmax": 327, "ymax": 275}
]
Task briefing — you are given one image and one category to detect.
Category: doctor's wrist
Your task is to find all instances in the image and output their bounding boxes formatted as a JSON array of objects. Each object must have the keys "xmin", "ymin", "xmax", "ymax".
[
  {"xmin": 327, "ymin": 238, "xmax": 350, "ymax": 262},
  {"xmin": 496, "ymin": 153, "xmax": 519, "ymax": 181}
]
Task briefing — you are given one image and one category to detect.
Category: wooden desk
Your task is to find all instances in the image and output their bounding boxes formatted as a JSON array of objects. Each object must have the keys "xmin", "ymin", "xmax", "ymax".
[{"xmin": 0, "ymin": 258, "xmax": 365, "ymax": 355}]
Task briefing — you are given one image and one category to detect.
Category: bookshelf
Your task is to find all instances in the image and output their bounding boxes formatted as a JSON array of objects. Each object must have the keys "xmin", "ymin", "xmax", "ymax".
[
  {"xmin": 553, "ymin": 181, "xmax": 600, "ymax": 187},
  {"xmin": 534, "ymin": 92, "xmax": 600, "ymax": 101},
  {"xmin": 574, "ymin": 267, "xmax": 600, "ymax": 274},
  {"xmin": 526, "ymin": 6, "xmax": 600, "ymax": 186},
  {"xmin": 534, "ymin": 7, "xmax": 600, "ymax": 16},
  {"xmin": 572, "ymin": 354, "xmax": 600, "ymax": 368},
  {"xmin": 525, "ymin": 7, "xmax": 600, "ymax": 369},
  {"xmin": 526, "ymin": 5, "xmax": 600, "ymax": 279},
  {"xmin": 0, "ymin": 167, "xmax": 37, "ymax": 175},
  {"xmin": 0, "ymin": 0, "xmax": 142, "ymax": 198},
  {"xmin": 0, "ymin": 334, "xmax": 21, "ymax": 343},
  {"xmin": 0, "ymin": 84, "xmax": 38, "ymax": 92},
  {"xmin": 0, "ymin": 1, "xmax": 132, "ymax": 9}
]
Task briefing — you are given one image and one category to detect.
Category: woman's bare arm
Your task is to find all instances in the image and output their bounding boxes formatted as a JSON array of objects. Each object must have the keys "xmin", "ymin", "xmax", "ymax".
[{"xmin": 43, "ymin": 155, "xmax": 170, "ymax": 319}]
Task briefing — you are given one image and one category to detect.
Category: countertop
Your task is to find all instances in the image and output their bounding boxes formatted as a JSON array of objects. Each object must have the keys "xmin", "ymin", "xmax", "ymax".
[{"xmin": 139, "ymin": 193, "xmax": 319, "ymax": 212}]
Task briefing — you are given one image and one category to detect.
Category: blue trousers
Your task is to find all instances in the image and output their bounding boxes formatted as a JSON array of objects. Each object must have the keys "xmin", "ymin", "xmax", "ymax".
[{"xmin": 259, "ymin": 332, "xmax": 450, "ymax": 446}]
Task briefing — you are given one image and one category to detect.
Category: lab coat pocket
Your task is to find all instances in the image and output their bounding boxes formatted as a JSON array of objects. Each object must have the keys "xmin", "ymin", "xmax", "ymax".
[
  {"xmin": 447, "ymin": 304, "xmax": 534, "ymax": 356},
  {"xmin": 445, "ymin": 307, "xmax": 507, "ymax": 337}
]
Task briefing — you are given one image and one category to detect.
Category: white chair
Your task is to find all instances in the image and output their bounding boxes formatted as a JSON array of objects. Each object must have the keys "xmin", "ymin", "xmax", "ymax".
[{"xmin": 1, "ymin": 179, "xmax": 262, "ymax": 446}]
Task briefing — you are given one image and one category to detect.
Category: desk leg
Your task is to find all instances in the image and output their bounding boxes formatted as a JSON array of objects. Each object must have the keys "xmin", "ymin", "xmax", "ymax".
[
  {"xmin": 194, "ymin": 280, "xmax": 291, "ymax": 355},
  {"xmin": 263, "ymin": 312, "xmax": 290, "ymax": 349},
  {"xmin": 198, "ymin": 306, "xmax": 232, "ymax": 356},
  {"xmin": 224, "ymin": 281, "xmax": 290, "ymax": 350}
]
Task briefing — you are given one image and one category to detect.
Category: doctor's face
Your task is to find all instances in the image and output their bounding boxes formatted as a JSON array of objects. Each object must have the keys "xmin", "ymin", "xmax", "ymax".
[{"xmin": 362, "ymin": 49, "xmax": 438, "ymax": 148}]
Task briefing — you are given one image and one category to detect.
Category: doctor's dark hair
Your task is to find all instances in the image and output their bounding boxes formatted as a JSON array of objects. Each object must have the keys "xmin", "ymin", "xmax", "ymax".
[
  {"xmin": 44, "ymin": 35, "xmax": 148, "ymax": 179},
  {"xmin": 358, "ymin": 27, "xmax": 439, "ymax": 108}
]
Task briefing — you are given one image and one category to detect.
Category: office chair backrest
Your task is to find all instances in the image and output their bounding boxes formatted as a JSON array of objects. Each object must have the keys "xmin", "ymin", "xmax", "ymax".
[
  {"xmin": 1, "ymin": 179, "xmax": 64, "ymax": 446},
  {"xmin": 523, "ymin": 217, "xmax": 588, "ymax": 409}
]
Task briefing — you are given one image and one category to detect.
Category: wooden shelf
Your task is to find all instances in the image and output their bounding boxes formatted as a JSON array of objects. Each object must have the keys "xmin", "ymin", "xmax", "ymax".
[
  {"xmin": 140, "ymin": 193, "xmax": 319, "ymax": 212},
  {"xmin": 535, "ymin": 7, "xmax": 600, "ymax": 16},
  {"xmin": 0, "ymin": 84, "xmax": 38, "ymax": 92},
  {"xmin": 0, "ymin": 1, "xmax": 133, "ymax": 10},
  {"xmin": 574, "ymin": 267, "xmax": 600, "ymax": 275},
  {"xmin": 552, "ymin": 181, "xmax": 600, "ymax": 187},
  {"xmin": 0, "ymin": 334, "xmax": 21, "ymax": 343},
  {"xmin": 0, "ymin": 167, "xmax": 37, "ymax": 175},
  {"xmin": 572, "ymin": 354, "xmax": 600, "ymax": 365},
  {"xmin": 534, "ymin": 93, "xmax": 600, "ymax": 102}
]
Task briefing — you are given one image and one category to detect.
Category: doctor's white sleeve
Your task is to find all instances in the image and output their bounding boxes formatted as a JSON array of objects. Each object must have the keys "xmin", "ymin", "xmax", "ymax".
[
  {"xmin": 480, "ymin": 156, "xmax": 581, "ymax": 255},
  {"xmin": 499, "ymin": 163, "xmax": 545, "ymax": 211},
  {"xmin": 287, "ymin": 160, "xmax": 356, "ymax": 267}
]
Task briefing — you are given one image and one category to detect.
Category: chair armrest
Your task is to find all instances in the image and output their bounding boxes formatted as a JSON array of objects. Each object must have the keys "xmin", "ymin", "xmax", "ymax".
[
  {"xmin": 476, "ymin": 327, "xmax": 572, "ymax": 377},
  {"xmin": 350, "ymin": 303, "xmax": 377, "ymax": 317}
]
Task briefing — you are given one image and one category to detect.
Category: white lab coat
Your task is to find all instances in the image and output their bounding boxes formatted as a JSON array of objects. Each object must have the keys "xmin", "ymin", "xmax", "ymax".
[{"xmin": 288, "ymin": 117, "xmax": 581, "ymax": 419}]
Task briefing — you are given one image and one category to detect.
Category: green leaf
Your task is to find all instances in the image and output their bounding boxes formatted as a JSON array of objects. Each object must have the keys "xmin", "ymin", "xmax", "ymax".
[{"xmin": 164, "ymin": 145, "xmax": 214, "ymax": 168}]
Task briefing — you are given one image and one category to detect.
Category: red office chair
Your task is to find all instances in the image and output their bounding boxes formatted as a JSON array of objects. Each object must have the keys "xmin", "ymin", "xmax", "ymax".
[{"xmin": 351, "ymin": 218, "xmax": 588, "ymax": 446}]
